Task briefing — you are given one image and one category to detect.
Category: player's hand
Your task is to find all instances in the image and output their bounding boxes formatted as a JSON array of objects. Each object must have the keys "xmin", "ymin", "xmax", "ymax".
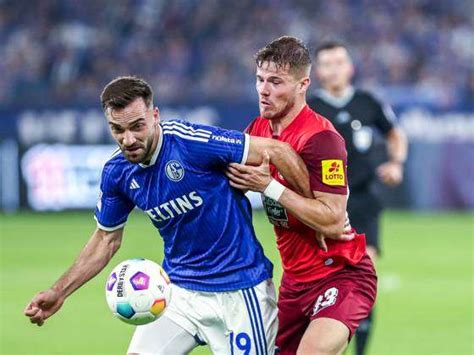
[
  {"xmin": 226, "ymin": 151, "xmax": 273, "ymax": 192},
  {"xmin": 377, "ymin": 161, "xmax": 403, "ymax": 186},
  {"xmin": 316, "ymin": 214, "xmax": 355, "ymax": 251},
  {"xmin": 315, "ymin": 233, "xmax": 328, "ymax": 252},
  {"xmin": 24, "ymin": 288, "xmax": 65, "ymax": 326}
]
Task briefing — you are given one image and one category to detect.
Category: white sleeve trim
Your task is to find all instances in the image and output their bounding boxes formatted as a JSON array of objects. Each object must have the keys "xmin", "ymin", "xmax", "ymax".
[
  {"xmin": 240, "ymin": 133, "xmax": 250, "ymax": 164},
  {"xmin": 94, "ymin": 216, "xmax": 126, "ymax": 232}
]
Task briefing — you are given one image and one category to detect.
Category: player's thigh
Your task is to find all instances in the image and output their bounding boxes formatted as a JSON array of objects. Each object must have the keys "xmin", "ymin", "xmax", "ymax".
[
  {"xmin": 213, "ymin": 279, "xmax": 278, "ymax": 355},
  {"xmin": 127, "ymin": 315, "xmax": 198, "ymax": 354},
  {"xmin": 297, "ymin": 317, "xmax": 349, "ymax": 355},
  {"xmin": 275, "ymin": 285, "xmax": 309, "ymax": 355},
  {"xmin": 307, "ymin": 258, "xmax": 377, "ymax": 344}
]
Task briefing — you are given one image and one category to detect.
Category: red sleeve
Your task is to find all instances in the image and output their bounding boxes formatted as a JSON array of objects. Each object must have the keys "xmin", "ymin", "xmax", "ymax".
[
  {"xmin": 300, "ymin": 130, "xmax": 348, "ymax": 195},
  {"xmin": 244, "ymin": 118, "xmax": 258, "ymax": 134}
]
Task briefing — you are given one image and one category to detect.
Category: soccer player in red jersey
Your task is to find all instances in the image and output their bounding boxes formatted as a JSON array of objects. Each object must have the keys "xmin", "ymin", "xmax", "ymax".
[{"xmin": 227, "ymin": 36, "xmax": 377, "ymax": 355}]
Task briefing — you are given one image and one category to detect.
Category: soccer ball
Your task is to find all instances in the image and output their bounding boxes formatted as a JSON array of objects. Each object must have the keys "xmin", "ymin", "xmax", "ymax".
[{"xmin": 105, "ymin": 258, "xmax": 171, "ymax": 325}]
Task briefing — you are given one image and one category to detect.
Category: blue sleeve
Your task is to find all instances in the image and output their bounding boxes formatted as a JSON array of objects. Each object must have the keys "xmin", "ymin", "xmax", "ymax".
[
  {"xmin": 162, "ymin": 121, "xmax": 250, "ymax": 169},
  {"xmin": 94, "ymin": 162, "xmax": 135, "ymax": 231}
]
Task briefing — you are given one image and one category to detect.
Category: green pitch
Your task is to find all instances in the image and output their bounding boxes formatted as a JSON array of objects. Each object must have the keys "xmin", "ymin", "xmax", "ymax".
[{"xmin": 1, "ymin": 210, "xmax": 472, "ymax": 354}]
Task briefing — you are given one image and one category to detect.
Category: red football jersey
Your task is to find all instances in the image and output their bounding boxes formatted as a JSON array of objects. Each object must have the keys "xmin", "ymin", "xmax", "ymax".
[{"xmin": 247, "ymin": 105, "xmax": 367, "ymax": 282}]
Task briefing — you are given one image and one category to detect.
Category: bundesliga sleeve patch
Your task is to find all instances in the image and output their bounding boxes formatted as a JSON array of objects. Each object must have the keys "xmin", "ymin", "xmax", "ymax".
[{"xmin": 321, "ymin": 160, "xmax": 346, "ymax": 186}]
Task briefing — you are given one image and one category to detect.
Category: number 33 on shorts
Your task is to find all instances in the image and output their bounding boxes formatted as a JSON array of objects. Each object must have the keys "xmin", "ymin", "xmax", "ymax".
[{"xmin": 312, "ymin": 287, "xmax": 339, "ymax": 316}]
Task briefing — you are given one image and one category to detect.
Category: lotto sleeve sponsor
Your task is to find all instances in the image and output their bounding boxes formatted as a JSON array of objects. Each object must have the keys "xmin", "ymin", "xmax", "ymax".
[
  {"xmin": 321, "ymin": 160, "xmax": 346, "ymax": 186},
  {"xmin": 300, "ymin": 130, "xmax": 348, "ymax": 195}
]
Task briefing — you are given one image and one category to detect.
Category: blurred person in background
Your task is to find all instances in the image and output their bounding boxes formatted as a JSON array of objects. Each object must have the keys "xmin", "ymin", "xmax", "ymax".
[{"xmin": 308, "ymin": 41, "xmax": 408, "ymax": 355}]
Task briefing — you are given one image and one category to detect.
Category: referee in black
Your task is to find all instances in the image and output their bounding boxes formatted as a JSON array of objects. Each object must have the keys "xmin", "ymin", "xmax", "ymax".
[{"xmin": 308, "ymin": 42, "xmax": 408, "ymax": 355}]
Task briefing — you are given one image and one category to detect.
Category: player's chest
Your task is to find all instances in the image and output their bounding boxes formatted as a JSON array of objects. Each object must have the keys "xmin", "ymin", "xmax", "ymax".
[{"xmin": 125, "ymin": 160, "xmax": 207, "ymax": 225}]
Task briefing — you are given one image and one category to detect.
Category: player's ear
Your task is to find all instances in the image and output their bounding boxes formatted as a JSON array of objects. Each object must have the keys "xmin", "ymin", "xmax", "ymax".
[
  {"xmin": 153, "ymin": 106, "xmax": 160, "ymax": 123},
  {"xmin": 299, "ymin": 77, "xmax": 310, "ymax": 93}
]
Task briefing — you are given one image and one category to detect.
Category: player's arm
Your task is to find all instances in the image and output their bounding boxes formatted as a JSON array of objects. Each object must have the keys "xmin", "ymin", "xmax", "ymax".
[
  {"xmin": 181, "ymin": 122, "xmax": 312, "ymax": 197},
  {"xmin": 279, "ymin": 188, "xmax": 346, "ymax": 237},
  {"xmin": 371, "ymin": 98, "xmax": 408, "ymax": 186},
  {"xmin": 245, "ymin": 136, "xmax": 312, "ymax": 198},
  {"xmin": 24, "ymin": 227, "xmax": 123, "ymax": 326},
  {"xmin": 377, "ymin": 126, "xmax": 408, "ymax": 186},
  {"xmin": 24, "ymin": 159, "xmax": 134, "ymax": 326},
  {"xmin": 227, "ymin": 153, "xmax": 347, "ymax": 238},
  {"xmin": 227, "ymin": 131, "xmax": 350, "ymax": 238}
]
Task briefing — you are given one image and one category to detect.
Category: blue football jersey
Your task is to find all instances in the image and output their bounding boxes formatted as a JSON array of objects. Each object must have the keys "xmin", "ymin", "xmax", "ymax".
[{"xmin": 95, "ymin": 120, "xmax": 273, "ymax": 292}]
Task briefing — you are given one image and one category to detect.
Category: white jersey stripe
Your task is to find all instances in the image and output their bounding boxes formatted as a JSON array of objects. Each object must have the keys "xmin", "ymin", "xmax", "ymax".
[
  {"xmin": 241, "ymin": 133, "xmax": 250, "ymax": 164},
  {"xmin": 110, "ymin": 147, "xmax": 121, "ymax": 158},
  {"xmin": 162, "ymin": 121, "xmax": 212, "ymax": 136},
  {"xmin": 162, "ymin": 124, "xmax": 211, "ymax": 138},
  {"xmin": 94, "ymin": 216, "xmax": 126, "ymax": 231},
  {"xmin": 163, "ymin": 129, "xmax": 210, "ymax": 142}
]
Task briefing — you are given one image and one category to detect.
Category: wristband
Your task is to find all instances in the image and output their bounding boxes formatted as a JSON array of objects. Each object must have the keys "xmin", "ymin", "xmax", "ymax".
[{"xmin": 263, "ymin": 179, "xmax": 286, "ymax": 201}]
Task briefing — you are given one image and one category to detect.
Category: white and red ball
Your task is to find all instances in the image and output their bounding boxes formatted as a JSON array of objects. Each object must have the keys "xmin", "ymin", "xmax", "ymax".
[{"xmin": 105, "ymin": 258, "xmax": 171, "ymax": 325}]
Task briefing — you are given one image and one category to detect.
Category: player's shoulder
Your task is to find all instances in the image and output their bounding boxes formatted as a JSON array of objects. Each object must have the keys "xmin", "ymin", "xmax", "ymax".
[
  {"xmin": 304, "ymin": 108, "xmax": 345, "ymax": 144},
  {"xmin": 161, "ymin": 119, "xmax": 214, "ymax": 133},
  {"xmin": 304, "ymin": 106, "xmax": 340, "ymax": 135},
  {"xmin": 161, "ymin": 119, "xmax": 214, "ymax": 143},
  {"xmin": 101, "ymin": 147, "xmax": 130, "ymax": 182},
  {"xmin": 246, "ymin": 116, "xmax": 269, "ymax": 134},
  {"xmin": 104, "ymin": 147, "xmax": 125, "ymax": 168}
]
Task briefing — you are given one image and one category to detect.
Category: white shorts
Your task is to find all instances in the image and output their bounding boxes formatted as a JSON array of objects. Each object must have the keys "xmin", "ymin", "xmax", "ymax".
[{"xmin": 128, "ymin": 279, "xmax": 278, "ymax": 354}]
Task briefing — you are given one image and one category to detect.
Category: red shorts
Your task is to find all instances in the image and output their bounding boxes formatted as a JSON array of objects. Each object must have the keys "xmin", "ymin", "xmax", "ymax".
[{"xmin": 276, "ymin": 254, "xmax": 377, "ymax": 354}]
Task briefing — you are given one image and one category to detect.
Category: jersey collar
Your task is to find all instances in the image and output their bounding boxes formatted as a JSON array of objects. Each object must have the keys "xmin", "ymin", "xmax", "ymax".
[
  {"xmin": 316, "ymin": 86, "xmax": 355, "ymax": 108},
  {"xmin": 138, "ymin": 128, "xmax": 163, "ymax": 168},
  {"xmin": 269, "ymin": 104, "xmax": 311, "ymax": 137}
]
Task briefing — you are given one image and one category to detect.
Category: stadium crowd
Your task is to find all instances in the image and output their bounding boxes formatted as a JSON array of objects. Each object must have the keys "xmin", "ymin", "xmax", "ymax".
[{"xmin": 1, "ymin": 0, "xmax": 472, "ymax": 109}]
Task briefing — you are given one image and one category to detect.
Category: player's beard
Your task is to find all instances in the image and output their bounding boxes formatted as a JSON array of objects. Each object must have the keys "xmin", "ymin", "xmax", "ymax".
[
  {"xmin": 261, "ymin": 96, "xmax": 295, "ymax": 121},
  {"xmin": 122, "ymin": 134, "xmax": 154, "ymax": 164}
]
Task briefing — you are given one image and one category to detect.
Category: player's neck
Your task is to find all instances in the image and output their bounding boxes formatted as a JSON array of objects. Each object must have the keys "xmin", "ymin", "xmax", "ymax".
[
  {"xmin": 142, "ymin": 125, "xmax": 161, "ymax": 164},
  {"xmin": 324, "ymin": 85, "xmax": 353, "ymax": 98},
  {"xmin": 270, "ymin": 100, "xmax": 306, "ymax": 136}
]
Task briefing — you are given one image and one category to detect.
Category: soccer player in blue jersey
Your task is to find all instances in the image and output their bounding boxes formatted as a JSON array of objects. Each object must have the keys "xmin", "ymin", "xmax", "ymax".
[{"xmin": 24, "ymin": 76, "xmax": 311, "ymax": 354}]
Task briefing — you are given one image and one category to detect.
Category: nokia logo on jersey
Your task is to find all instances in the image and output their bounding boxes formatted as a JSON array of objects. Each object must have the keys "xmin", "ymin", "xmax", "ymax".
[
  {"xmin": 145, "ymin": 191, "xmax": 203, "ymax": 223},
  {"xmin": 211, "ymin": 135, "xmax": 242, "ymax": 144},
  {"xmin": 165, "ymin": 160, "xmax": 185, "ymax": 181}
]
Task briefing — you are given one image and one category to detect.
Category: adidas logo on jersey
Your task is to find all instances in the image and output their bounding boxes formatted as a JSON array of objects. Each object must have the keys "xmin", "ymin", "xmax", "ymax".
[{"xmin": 130, "ymin": 179, "xmax": 140, "ymax": 190}]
